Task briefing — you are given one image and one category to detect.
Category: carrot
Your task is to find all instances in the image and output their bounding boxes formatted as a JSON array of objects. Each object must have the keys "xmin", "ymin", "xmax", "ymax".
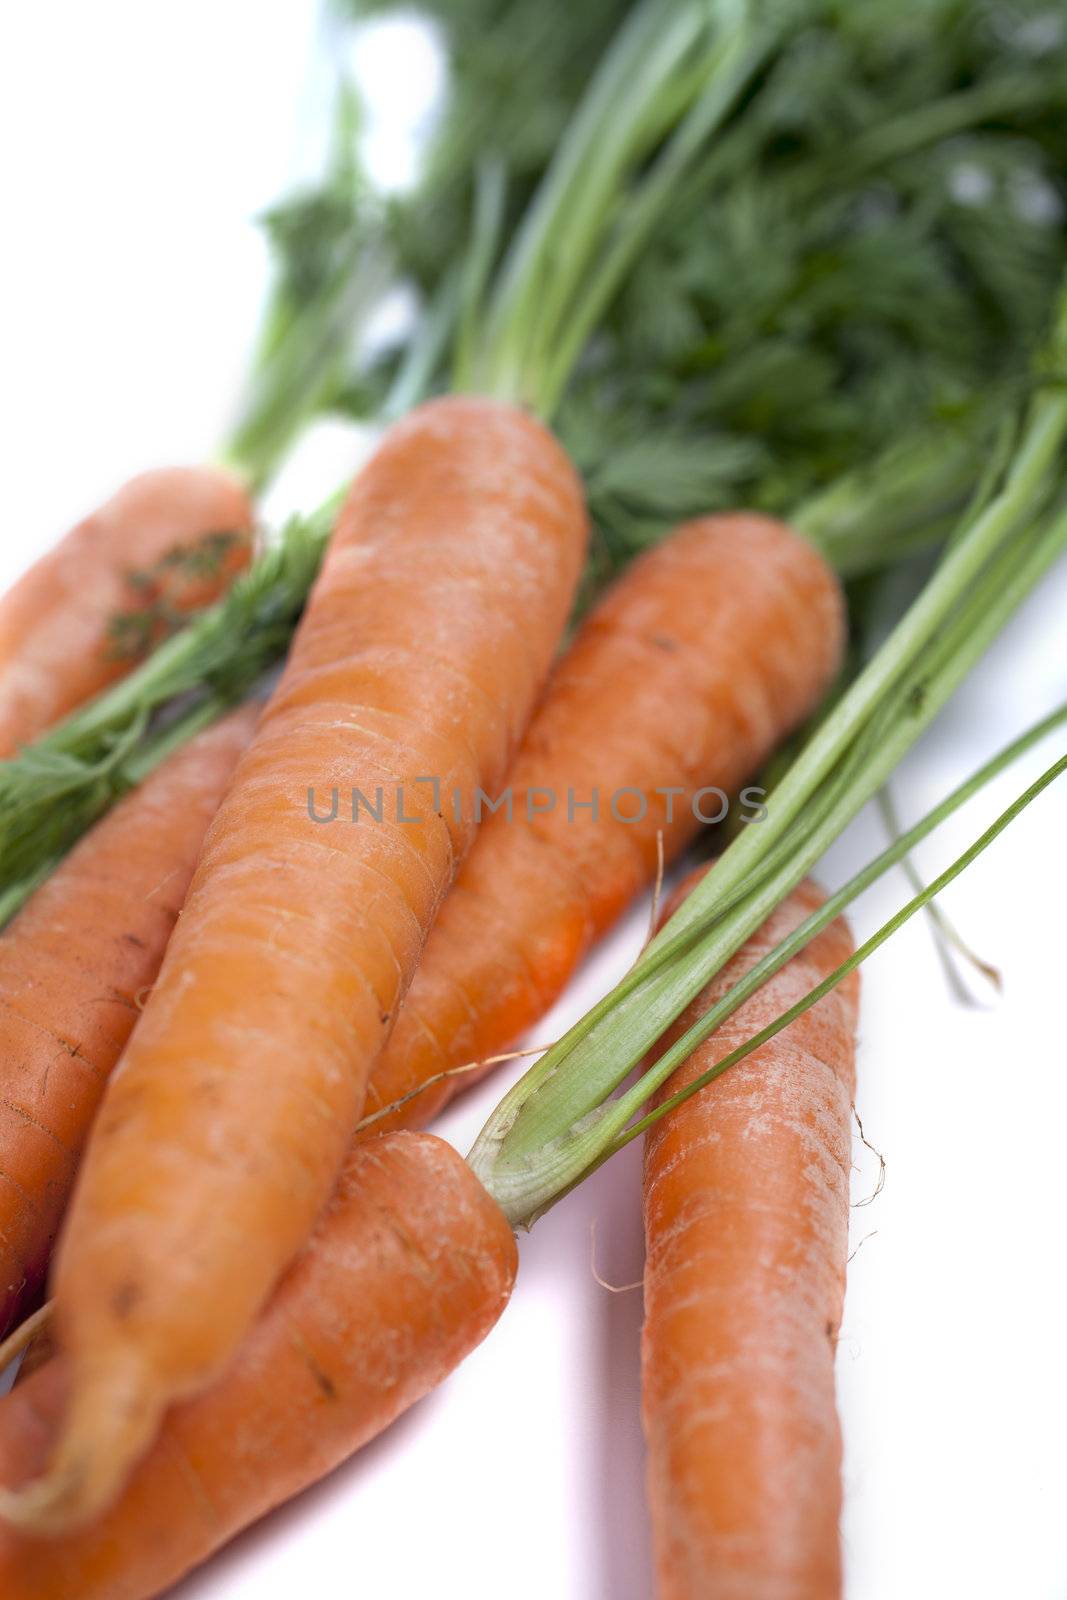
[
  {"xmin": 7, "ymin": 395, "xmax": 584, "ymax": 1530},
  {"xmin": 363, "ymin": 514, "xmax": 844, "ymax": 1133},
  {"xmin": 3, "ymin": 751, "xmax": 1047, "ymax": 1600},
  {"xmin": 0, "ymin": 707, "xmax": 257, "ymax": 1341},
  {"xmin": 0, "ymin": 467, "xmax": 253, "ymax": 755},
  {"xmin": 0, "ymin": 1131, "xmax": 516, "ymax": 1599},
  {"xmin": 0, "ymin": 886, "xmax": 855, "ymax": 1597},
  {"xmin": 641, "ymin": 871, "xmax": 859, "ymax": 1600}
]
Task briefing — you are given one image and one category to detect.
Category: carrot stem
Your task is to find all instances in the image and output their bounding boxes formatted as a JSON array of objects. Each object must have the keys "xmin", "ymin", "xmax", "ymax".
[
  {"xmin": 222, "ymin": 73, "xmax": 391, "ymax": 493},
  {"xmin": 0, "ymin": 1306, "xmax": 51, "ymax": 1378},
  {"xmin": 623, "ymin": 749, "xmax": 1067, "ymax": 1145},
  {"xmin": 469, "ymin": 287, "xmax": 1067, "ymax": 1219},
  {"xmin": 0, "ymin": 692, "xmax": 232, "ymax": 932},
  {"xmin": 481, "ymin": 705, "xmax": 1067, "ymax": 1223},
  {"xmin": 475, "ymin": 503, "xmax": 1067, "ymax": 1173},
  {"xmin": 876, "ymin": 783, "xmax": 1003, "ymax": 1003},
  {"xmin": 476, "ymin": 0, "xmax": 764, "ymax": 411},
  {"xmin": 531, "ymin": 12, "xmax": 770, "ymax": 417},
  {"xmin": 0, "ymin": 508, "xmax": 332, "ymax": 897}
]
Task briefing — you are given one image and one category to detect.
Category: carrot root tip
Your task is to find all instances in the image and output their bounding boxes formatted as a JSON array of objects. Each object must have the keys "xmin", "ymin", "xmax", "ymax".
[
  {"xmin": 0, "ymin": 1360, "xmax": 162, "ymax": 1534},
  {"xmin": 0, "ymin": 1459, "xmax": 94, "ymax": 1537}
]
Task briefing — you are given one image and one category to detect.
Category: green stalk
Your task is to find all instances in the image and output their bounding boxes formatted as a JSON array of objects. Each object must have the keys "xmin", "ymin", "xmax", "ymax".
[
  {"xmin": 473, "ymin": 706, "xmax": 1067, "ymax": 1223},
  {"xmin": 0, "ymin": 694, "xmax": 234, "ymax": 929},
  {"xmin": 470, "ymin": 500, "xmax": 1067, "ymax": 1216},
  {"xmin": 605, "ymin": 749, "xmax": 1066, "ymax": 1160},
  {"xmin": 222, "ymin": 74, "xmax": 389, "ymax": 493},
  {"xmin": 476, "ymin": 0, "xmax": 757, "ymax": 412},
  {"xmin": 477, "ymin": 0, "xmax": 706, "ymax": 399},
  {"xmin": 224, "ymin": 241, "xmax": 392, "ymax": 495},
  {"xmin": 566, "ymin": 376, "xmax": 1066, "ymax": 994},
  {"xmin": 380, "ymin": 269, "xmax": 461, "ymax": 422},
  {"xmin": 451, "ymin": 160, "xmax": 508, "ymax": 394},
  {"xmin": 651, "ymin": 368, "xmax": 1067, "ymax": 952},
  {"xmin": 792, "ymin": 412, "xmax": 993, "ymax": 576},
  {"xmin": 467, "ymin": 294, "xmax": 1067, "ymax": 1218},
  {"xmin": 533, "ymin": 14, "xmax": 770, "ymax": 417},
  {"xmin": 0, "ymin": 508, "xmax": 334, "ymax": 909},
  {"xmin": 0, "ymin": 860, "xmax": 58, "ymax": 929},
  {"xmin": 876, "ymin": 784, "xmax": 1001, "ymax": 1001},
  {"xmin": 823, "ymin": 68, "xmax": 1062, "ymax": 187}
]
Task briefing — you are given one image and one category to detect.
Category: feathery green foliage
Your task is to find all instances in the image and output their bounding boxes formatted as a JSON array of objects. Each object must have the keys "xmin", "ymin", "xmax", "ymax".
[
  {"xmin": 225, "ymin": 82, "xmax": 391, "ymax": 490},
  {"xmin": 0, "ymin": 509, "xmax": 333, "ymax": 923},
  {"xmin": 5, "ymin": 0, "xmax": 1067, "ymax": 915},
  {"xmin": 552, "ymin": 0, "xmax": 1067, "ymax": 567},
  {"xmin": 225, "ymin": 0, "xmax": 641, "ymax": 482},
  {"xmin": 337, "ymin": 0, "xmax": 639, "ymax": 291},
  {"xmin": 247, "ymin": 0, "xmax": 1066, "ymax": 574}
]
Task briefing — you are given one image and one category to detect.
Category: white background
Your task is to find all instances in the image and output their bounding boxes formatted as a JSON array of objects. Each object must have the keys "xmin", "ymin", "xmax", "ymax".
[{"xmin": 2, "ymin": 5, "xmax": 1066, "ymax": 1597}]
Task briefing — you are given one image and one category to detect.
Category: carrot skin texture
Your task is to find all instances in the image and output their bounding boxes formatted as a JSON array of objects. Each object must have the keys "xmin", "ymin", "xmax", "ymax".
[
  {"xmin": 642, "ymin": 874, "xmax": 859, "ymax": 1600},
  {"xmin": 0, "ymin": 1133, "xmax": 517, "ymax": 1599},
  {"xmin": 0, "ymin": 468, "xmax": 253, "ymax": 755},
  {"xmin": 364, "ymin": 515, "xmax": 844, "ymax": 1132},
  {"xmin": 0, "ymin": 708, "xmax": 257, "ymax": 1338},
  {"xmin": 39, "ymin": 396, "xmax": 585, "ymax": 1525}
]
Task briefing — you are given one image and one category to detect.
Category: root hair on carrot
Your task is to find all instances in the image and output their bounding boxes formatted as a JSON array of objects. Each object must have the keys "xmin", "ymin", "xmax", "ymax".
[
  {"xmin": 847, "ymin": 1229, "xmax": 879, "ymax": 1265},
  {"xmin": 354, "ymin": 1044, "xmax": 553, "ymax": 1133},
  {"xmin": 589, "ymin": 1219, "xmax": 643, "ymax": 1295},
  {"xmin": 0, "ymin": 1304, "xmax": 51, "ymax": 1376},
  {"xmin": 851, "ymin": 1106, "xmax": 887, "ymax": 1208},
  {"xmin": 642, "ymin": 830, "xmax": 666, "ymax": 954}
]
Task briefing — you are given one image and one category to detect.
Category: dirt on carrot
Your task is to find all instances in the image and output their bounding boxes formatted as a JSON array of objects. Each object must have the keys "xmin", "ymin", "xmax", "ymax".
[
  {"xmin": 0, "ymin": 1132, "xmax": 516, "ymax": 1599},
  {"xmin": 0, "ymin": 468, "xmax": 253, "ymax": 756},
  {"xmin": 362, "ymin": 514, "xmax": 844, "ymax": 1133},
  {"xmin": 0, "ymin": 707, "xmax": 257, "ymax": 1339},
  {"xmin": 642, "ymin": 870, "xmax": 859, "ymax": 1600}
]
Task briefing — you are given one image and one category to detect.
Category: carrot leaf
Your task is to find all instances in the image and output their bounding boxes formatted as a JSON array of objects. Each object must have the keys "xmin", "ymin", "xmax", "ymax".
[{"xmin": 0, "ymin": 508, "xmax": 334, "ymax": 915}]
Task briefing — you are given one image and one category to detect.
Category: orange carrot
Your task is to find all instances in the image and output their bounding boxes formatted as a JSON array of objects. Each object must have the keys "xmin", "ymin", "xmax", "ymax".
[
  {"xmin": 363, "ymin": 515, "xmax": 844, "ymax": 1133},
  {"xmin": 0, "ymin": 1132, "xmax": 516, "ymax": 1599},
  {"xmin": 0, "ymin": 708, "xmax": 257, "ymax": 1340},
  {"xmin": 642, "ymin": 872, "xmax": 859, "ymax": 1600},
  {"xmin": 0, "ymin": 467, "xmax": 253, "ymax": 756},
  {"xmin": 11, "ymin": 396, "xmax": 585, "ymax": 1530}
]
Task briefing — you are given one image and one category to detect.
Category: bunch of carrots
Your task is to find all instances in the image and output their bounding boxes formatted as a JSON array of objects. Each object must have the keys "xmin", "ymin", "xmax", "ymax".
[{"xmin": 1, "ymin": 2, "xmax": 1066, "ymax": 1596}]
